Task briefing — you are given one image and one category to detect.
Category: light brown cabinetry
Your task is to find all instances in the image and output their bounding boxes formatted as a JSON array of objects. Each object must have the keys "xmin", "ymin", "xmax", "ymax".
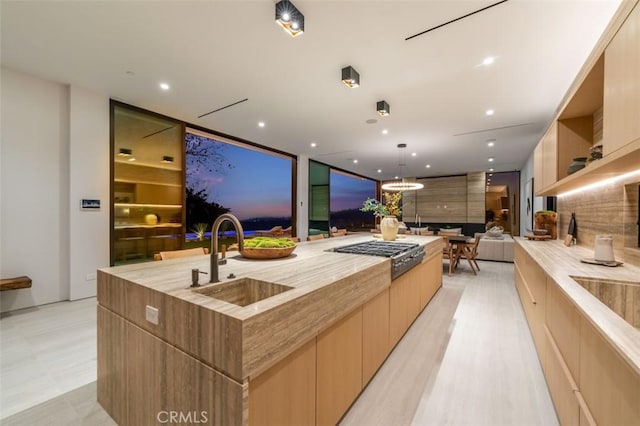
[
  {"xmin": 390, "ymin": 254, "xmax": 442, "ymax": 347},
  {"xmin": 535, "ymin": 2, "xmax": 640, "ymax": 197},
  {"xmin": 544, "ymin": 326, "xmax": 579, "ymax": 426},
  {"xmin": 98, "ymin": 306, "xmax": 244, "ymax": 426},
  {"xmin": 514, "ymin": 244, "xmax": 546, "ymax": 359},
  {"xmin": 604, "ymin": 2, "xmax": 640, "ymax": 155},
  {"xmin": 419, "ymin": 253, "xmax": 443, "ymax": 310},
  {"xmin": 389, "ymin": 272, "xmax": 408, "ymax": 347},
  {"xmin": 534, "ymin": 122, "xmax": 559, "ymax": 194},
  {"xmin": 362, "ymin": 289, "xmax": 391, "ymax": 386},
  {"xmin": 249, "ymin": 339, "xmax": 316, "ymax": 426},
  {"xmin": 316, "ymin": 308, "xmax": 363, "ymax": 426},
  {"xmin": 579, "ymin": 317, "xmax": 640, "ymax": 425},
  {"xmin": 515, "ymin": 243, "xmax": 640, "ymax": 426},
  {"xmin": 546, "ymin": 282, "xmax": 581, "ymax": 383}
]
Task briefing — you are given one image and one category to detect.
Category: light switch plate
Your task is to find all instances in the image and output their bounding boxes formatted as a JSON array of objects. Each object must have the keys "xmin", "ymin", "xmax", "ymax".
[{"xmin": 145, "ymin": 305, "xmax": 159, "ymax": 325}]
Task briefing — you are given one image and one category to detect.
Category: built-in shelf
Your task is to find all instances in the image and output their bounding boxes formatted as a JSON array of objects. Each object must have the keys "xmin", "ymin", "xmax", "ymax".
[
  {"xmin": 114, "ymin": 203, "xmax": 182, "ymax": 209},
  {"xmin": 114, "ymin": 178, "xmax": 182, "ymax": 188},
  {"xmin": 540, "ymin": 137, "xmax": 640, "ymax": 196}
]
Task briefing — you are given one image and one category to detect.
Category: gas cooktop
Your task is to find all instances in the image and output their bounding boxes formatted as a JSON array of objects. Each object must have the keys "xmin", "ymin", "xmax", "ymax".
[{"xmin": 333, "ymin": 241, "xmax": 419, "ymax": 258}]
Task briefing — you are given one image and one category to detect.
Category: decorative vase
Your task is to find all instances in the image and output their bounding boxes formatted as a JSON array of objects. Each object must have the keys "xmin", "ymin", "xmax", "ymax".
[
  {"xmin": 534, "ymin": 211, "xmax": 558, "ymax": 239},
  {"xmin": 567, "ymin": 157, "xmax": 587, "ymax": 175},
  {"xmin": 380, "ymin": 215, "xmax": 399, "ymax": 241},
  {"xmin": 145, "ymin": 213, "xmax": 158, "ymax": 225}
]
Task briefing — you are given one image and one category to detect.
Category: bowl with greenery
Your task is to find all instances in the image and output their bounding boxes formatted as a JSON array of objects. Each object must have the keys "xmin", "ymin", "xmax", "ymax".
[{"xmin": 241, "ymin": 237, "xmax": 297, "ymax": 259}]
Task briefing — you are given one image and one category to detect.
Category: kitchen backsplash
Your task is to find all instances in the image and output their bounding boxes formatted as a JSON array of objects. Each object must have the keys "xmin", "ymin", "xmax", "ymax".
[{"xmin": 557, "ymin": 175, "xmax": 640, "ymax": 267}]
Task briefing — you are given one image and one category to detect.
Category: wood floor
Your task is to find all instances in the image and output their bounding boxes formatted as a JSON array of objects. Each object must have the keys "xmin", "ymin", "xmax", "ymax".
[{"xmin": 0, "ymin": 261, "xmax": 558, "ymax": 425}]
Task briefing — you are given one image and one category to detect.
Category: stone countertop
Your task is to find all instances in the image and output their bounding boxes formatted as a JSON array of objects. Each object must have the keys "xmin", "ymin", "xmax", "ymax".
[
  {"xmin": 99, "ymin": 233, "xmax": 442, "ymax": 380},
  {"xmin": 100, "ymin": 233, "xmax": 441, "ymax": 321},
  {"xmin": 514, "ymin": 237, "xmax": 640, "ymax": 374}
]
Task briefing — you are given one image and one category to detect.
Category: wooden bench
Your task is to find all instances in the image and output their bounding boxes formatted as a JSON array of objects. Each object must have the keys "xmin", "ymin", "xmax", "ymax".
[{"xmin": 0, "ymin": 276, "xmax": 32, "ymax": 291}]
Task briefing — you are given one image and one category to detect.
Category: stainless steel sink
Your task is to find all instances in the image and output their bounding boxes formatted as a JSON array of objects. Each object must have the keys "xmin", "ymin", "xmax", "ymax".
[
  {"xmin": 193, "ymin": 278, "xmax": 293, "ymax": 307},
  {"xmin": 571, "ymin": 276, "xmax": 640, "ymax": 328}
]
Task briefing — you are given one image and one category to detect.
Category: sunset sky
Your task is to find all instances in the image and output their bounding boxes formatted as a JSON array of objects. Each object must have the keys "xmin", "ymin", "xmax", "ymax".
[{"xmin": 186, "ymin": 134, "xmax": 376, "ymax": 221}]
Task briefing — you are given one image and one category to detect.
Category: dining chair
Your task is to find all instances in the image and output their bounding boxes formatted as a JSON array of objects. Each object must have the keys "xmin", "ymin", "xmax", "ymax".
[
  {"xmin": 441, "ymin": 236, "xmax": 455, "ymax": 276},
  {"xmin": 459, "ymin": 234, "xmax": 481, "ymax": 274},
  {"xmin": 154, "ymin": 247, "xmax": 210, "ymax": 261}
]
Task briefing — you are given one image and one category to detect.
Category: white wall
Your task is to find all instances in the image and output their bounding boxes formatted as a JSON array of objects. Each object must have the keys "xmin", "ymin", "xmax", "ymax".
[
  {"xmin": 519, "ymin": 151, "xmax": 544, "ymax": 236},
  {"xmin": 69, "ymin": 86, "xmax": 110, "ymax": 300},
  {"xmin": 1, "ymin": 67, "xmax": 109, "ymax": 312}
]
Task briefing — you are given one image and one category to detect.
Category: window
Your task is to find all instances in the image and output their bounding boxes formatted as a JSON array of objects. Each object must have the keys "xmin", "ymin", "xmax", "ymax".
[
  {"xmin": 330, "ymin": 169, "xmax": 376, "ymax": 231},
  {"xmin": 185, "ymin": 129, "xmax": 294, "ymax": 245}
]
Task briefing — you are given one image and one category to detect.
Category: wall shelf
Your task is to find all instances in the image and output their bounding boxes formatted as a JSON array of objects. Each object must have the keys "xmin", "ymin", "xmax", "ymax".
[{"xmin": 540, "ymin": 136, "xmax": 640, "ymax": 196}]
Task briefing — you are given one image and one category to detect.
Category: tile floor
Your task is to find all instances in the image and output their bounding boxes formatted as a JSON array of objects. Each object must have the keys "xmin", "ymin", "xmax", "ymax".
[{"xmin": 0, "ymin": 260, "xmax": 558, "ymax": 425}]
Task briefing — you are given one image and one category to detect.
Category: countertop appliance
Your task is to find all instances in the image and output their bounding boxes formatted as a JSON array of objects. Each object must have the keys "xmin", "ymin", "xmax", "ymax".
[{"xmin": 334, "ymin": 241, "xmax": 424, "ymax": 279}]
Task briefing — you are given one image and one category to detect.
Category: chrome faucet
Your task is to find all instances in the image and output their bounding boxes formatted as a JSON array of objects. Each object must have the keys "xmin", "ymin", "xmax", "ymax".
[{"xmin": 210, "ymin": 213, "xmax": 244, "ymax": 283}]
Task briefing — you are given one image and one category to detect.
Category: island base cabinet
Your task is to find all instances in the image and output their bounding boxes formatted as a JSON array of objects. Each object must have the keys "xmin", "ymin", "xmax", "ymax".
[
  {"xmin": 419, "ymin": 253, "xmax": 442, "ymax": 310},
  {"xmin": 579, "ymin": 317, "xmax": 640, "ymax": 425},
  {"xmin": 389, "ymin": 254, "xmax": 440, "ymax": 348},
  {"xmin": 98, "ymin": 306, "xmax": 245, "ymax": 426},
  {"xmin": 316, "ymin": 308, "xmax": 363, "ymax": 426},
  {"xmin": 249, "ymin": 339, "xmax": 316, "ymax": 426},
  {"xmin": 362, "ymin": 289, "xmax": 390, "ymax": 386},
  {"xmin": 544, "ymin": 326, "xmax": 579, "ymax": 426}
]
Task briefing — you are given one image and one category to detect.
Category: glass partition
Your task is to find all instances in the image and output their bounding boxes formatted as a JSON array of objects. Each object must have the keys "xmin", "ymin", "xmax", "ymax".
[
  {"xmin": 309, "ymin": 160, "xmax": 329, "ymax": 237},
  {"xmin": 111, "ymin": 103, "xmax": 184, "ymax": 265}
]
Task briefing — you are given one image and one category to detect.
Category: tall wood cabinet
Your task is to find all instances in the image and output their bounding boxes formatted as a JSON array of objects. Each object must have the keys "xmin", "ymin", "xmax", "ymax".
[
  {"xmin": 604, "ymin": 2, "xmax": 640, "ymax": 155},
  {"xmin": 534, "ymin": 1, "xmax": 640, "ymax": 197},
  {"xmin": 111, "ymin": 102, "xmax": 185, "ymax": 265}
]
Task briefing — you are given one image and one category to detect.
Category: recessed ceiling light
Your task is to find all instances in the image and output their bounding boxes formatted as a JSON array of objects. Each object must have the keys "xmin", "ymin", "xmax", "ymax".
[
  {"xmin": 488, "ymin": 157, "xmax": 494, "ymax": 162},
  {"xmin": 258, "ymin": 121, "xmax": 265, "ymax": 128},
  {"xmin": 489, "ymin": 168, "xmax": 494, "ymax": 172},
  {"xmin": 482, "ymin": 56, "xmax": 495, "ymax": 66},
  {"xmin": 127, "ymin": 157, "xmax": 136, "ymax": 162},
  {"xmin": 353, "ymin": 159, "xmax": 358, "ymax": 164},
  {"xmin": 489, "ymin": 173, "xmax": 493, "ymax": 177},
  {"xmin": 310, "ymin": 142, "xmax": 317, "ymax": 148},
  {"xmin": 425, "ymin": 164, "xmax": 431, "ymax": 168},
  {"xmin": 411, "ymin": 152, "xmax": 417, "ymax": 157},
  {"xmin": 281, "ymin": 12, "xmax": 290, "ymax": 21},
  {"xmin": 382, "ymin": 129, "xmax": 388, "ymax": 135},
  {"xmin": 377, "ymin": 169, "xmax": 382, "ymax": 173},
  {"xmin": 159, "ymin": 82, "xmax": 170, "ymax": 91},
  {"xmin": 487, "ymin": 141, "xmax": 495, "ymax": 147},
  {"xmin": 485, "ymin": 109, "xmax": 494, "ymax": 116},
  {"xmin": 394, "ymin": 175, "xmax": 399, "ymax": 179}
]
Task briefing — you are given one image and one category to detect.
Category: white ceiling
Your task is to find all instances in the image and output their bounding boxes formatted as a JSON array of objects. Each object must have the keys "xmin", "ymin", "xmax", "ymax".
[{"xmin": 0, "ymin": 0, "xmax": 622, "ymax": 181}]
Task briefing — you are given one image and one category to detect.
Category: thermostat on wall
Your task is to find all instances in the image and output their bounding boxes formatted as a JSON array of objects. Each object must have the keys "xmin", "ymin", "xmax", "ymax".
[{"xmin": 81, "ymin": 199, "xmax": 101, "ymax": 210}]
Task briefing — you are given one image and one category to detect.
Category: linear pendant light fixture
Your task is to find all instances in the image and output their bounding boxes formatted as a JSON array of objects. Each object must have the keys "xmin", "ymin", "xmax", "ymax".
[
  {"xmin": 341, "ymin": 66, "xmax": 360, "ymax": 88},
  {"xmin": 377, "ymin": 100, "xmax": 390, "ymax": 116},
  {"xmin": 381, "ymin": 144, "xmax": 424, "ymax": 191},
  {"xmin": 275, "ymin": 0, "xmax": 305, "ymax": 37}
]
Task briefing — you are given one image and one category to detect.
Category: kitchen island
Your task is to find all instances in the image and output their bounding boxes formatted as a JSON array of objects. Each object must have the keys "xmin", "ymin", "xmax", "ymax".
[{"xmin": 97, "ymin": 234, "xmax": 442, "ymax": 425}]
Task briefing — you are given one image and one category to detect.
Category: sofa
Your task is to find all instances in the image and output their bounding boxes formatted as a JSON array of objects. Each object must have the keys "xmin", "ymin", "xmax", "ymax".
[{"xmin": 474, "ymin": 232, "xmax": 514, "ymax": 262}]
